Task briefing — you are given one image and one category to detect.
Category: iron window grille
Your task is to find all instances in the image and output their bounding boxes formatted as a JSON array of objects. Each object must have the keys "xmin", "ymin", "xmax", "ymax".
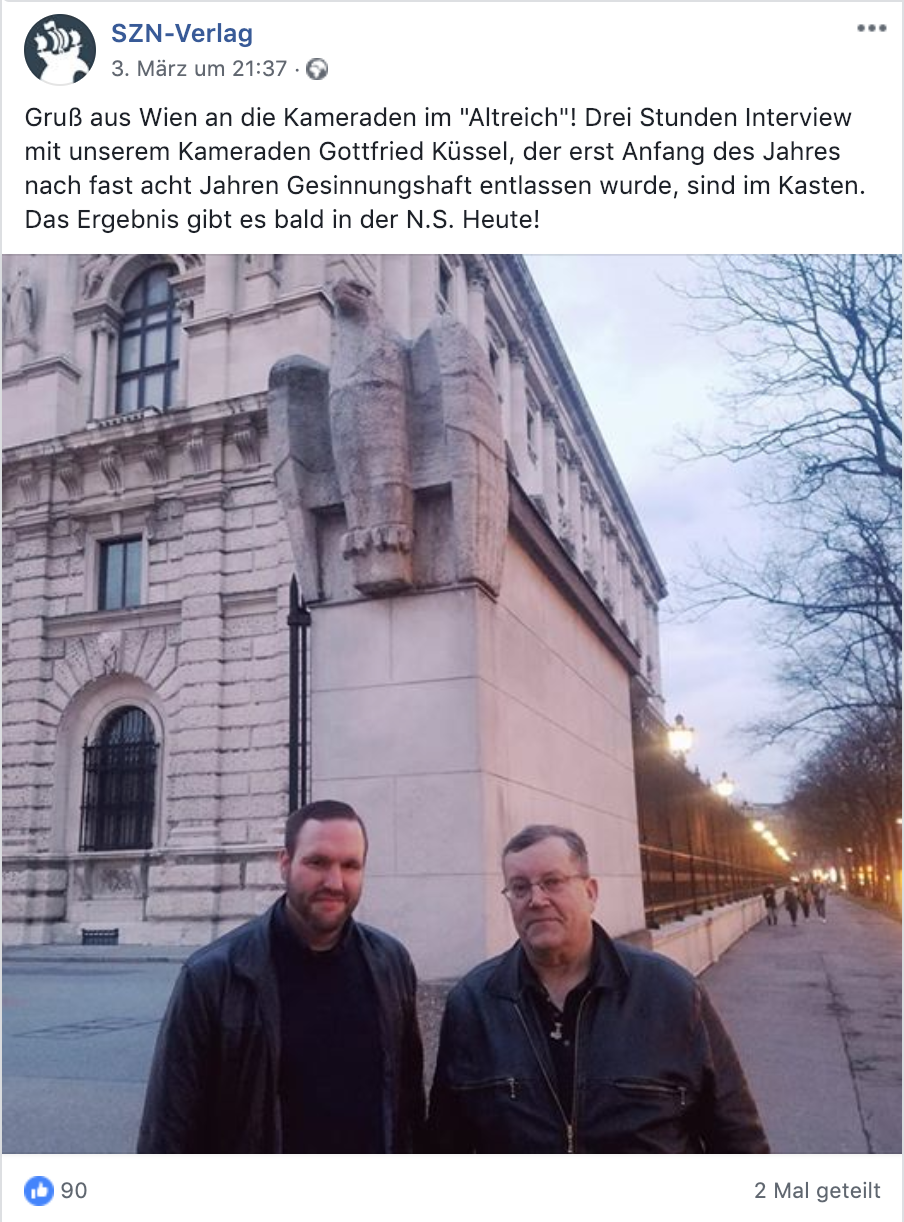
[{"xmin": 79, "ymin": 707, "xmax": 158, "ymax": 852}]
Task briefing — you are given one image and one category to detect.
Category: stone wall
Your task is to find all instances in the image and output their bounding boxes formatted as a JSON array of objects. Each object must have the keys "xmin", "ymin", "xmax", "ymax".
[{"xmin": 4, "ymin": 254, "xmax": 666, "ymax": 974}]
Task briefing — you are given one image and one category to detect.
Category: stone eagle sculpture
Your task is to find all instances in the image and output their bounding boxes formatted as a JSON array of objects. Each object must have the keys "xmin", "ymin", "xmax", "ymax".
[{"xmin": 269, "ymin": 278, "xmax": 507, "ymax": 602}]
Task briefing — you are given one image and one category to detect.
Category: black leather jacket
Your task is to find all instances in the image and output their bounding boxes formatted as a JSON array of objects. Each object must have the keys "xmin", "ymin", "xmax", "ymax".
[
  {"xmin": 138, "ymin": 900, "xmax": 425, "ymax": 1152},
  {"xmin": 427, "ymin": 924, "xmax": 769, "ymax": 1153}
]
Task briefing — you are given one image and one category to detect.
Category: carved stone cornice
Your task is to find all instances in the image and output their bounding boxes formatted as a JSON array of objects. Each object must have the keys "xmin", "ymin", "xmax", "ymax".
[{"xmin": 73, "ymin": 299, "xmax": 122, "ymax": 330}]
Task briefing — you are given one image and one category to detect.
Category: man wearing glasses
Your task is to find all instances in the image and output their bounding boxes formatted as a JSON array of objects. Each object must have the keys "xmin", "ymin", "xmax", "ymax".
[
  {"xmin": 138, "ymin": 800, "xmax": 424, "ymax": 1152},
  {"xmin": 427, "ymin": 824, "xmax": 768, "ymax": 1153}
]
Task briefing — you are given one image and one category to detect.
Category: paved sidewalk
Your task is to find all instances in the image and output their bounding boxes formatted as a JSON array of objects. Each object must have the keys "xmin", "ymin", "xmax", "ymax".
[
  {"xmin": 700, "ymin": 893, "xmax": 901, "ymax": 1154},
  {"xmin": 3, "ymin": 893, "xmax": 900, "ymax": 1153}
]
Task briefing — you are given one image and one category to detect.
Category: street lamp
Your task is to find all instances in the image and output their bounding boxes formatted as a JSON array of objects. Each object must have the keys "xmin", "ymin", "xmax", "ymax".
[
  {"xmin": 667, "ymin": 714, "xmax": 695, "ymax": 759},
  {"xmin": 714, "ymin": 771, "xmax": 735, "ymax": 800}
]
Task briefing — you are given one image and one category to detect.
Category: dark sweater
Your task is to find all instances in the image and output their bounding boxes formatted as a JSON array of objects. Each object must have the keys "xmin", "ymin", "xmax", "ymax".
[{"xmin": 272, "ymin": 905, "xmax": 384, "ymax": 1152}]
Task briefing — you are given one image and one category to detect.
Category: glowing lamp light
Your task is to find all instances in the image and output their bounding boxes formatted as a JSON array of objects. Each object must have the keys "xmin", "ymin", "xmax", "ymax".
[
  {"xmin": 667, "ymin": 714, "xmax": 695, "ymax": 758},
  {"xmin": 752, "ymin": 820, "xmax": 766, "ymax": 833},
  {"xmin": 714, "ymin": 771, "xmax": 735, "ymax": 799}
]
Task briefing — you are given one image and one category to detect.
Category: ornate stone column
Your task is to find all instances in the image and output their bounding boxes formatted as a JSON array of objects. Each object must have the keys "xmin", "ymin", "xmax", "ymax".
[{"xmin": 90, "ymin": 321, "xmax": 116, "ymax": 420}]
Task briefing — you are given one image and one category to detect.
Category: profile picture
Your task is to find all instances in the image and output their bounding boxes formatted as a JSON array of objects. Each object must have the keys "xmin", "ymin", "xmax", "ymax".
[{"xmin": 24, "ymin": 13, "xmax": 96, "ymax": 85}]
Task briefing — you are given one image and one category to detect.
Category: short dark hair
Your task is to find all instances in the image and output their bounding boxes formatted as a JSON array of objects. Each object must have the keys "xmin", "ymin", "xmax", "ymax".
[
  {"xmin": 284, "ymin": 800, "xmax": 369, "ymax": 857},
  {"xmin": 502, "ymin": 824, "xmax": 590, "ymax": 873}
]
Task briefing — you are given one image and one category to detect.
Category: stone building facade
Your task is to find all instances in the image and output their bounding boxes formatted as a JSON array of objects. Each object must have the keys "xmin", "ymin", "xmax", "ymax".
[{"xmin": 2, "ymin": 253, "xmax": 665, "ymax": 976}]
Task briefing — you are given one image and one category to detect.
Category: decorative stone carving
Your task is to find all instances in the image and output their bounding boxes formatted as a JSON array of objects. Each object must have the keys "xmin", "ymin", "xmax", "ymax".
[
  {"xmin": 99, "ymin": 445, "xmax": 123, "ymax": 494},
  {"xmin": 230, "ymin": 417, "xmax": 261, "ymax": 468},
  {"xmin": 3, "ymin": 267, "xmax": 36, "ymax": 341},
  {"xmin": 410, "ymin": 313, "xmax": 508, "ymax": 593},
  {"xmin": 57, "ymin": 454, "xmax": 83, "ymax": 499},
  {"xmin": 185, "ymin": 427, "xmax": 211, "ymax": 475},
  {"xmin": 95, "ymin": 866, "xmax": 139, "ymax": 896},
  {"xmin": 268, "ymin": 278, "xmax": 507, "ymax": 600},
  {"xmin": 70, "ymin": 519, "xmax": 86, "ymax": 549},
  {"xmin": 463, "ymin": 256, "xmax": 490, "ymax": 291},
  {"xmin": 97, "ymin": 630, "xmax": 122, "ymax": 673},
  {"xmin": 142, "ymin": 440, "xmax": 168, "ymax": 484},
  {"xmin": 80, "ymin": 254, "xmax": 116, "ymax": 299},
  {"xmin": 175, "ymin": 292, "xmax": 195, "ymax": 321},
  {"xmin": 18, "ymin": 464, "xmax": 41, "ymax": 506},
  {"xmin": 329, "ymin": 279, "xmax": 415, "ymax": 594}
]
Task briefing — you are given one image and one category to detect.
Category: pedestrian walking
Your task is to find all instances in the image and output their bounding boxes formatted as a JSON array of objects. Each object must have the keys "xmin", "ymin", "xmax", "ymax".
[
  {"xmin": 799, "ymin": 882, "xmax": 812, "ymax": 920},
  {"xmin": 762, "ymin": 884, "xmax": 778, "ymax": 926},
  {"xmin": 814, "ymin": 881, "xmax": 828, "ymax": 922},
  {"xmin": 783, "ymin": 884, "xmax": 799, "ymax": 927}
]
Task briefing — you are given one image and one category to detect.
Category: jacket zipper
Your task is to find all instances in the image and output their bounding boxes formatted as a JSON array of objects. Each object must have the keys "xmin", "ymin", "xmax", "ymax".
[
  {"xmin": 514, "ymin": 1000, "xmax": 586, "ymax": 1154},
  {"xmin": 569, "ymin": 993, "xmax": 591, "ymax": 1152},
  {"xmin": 613, "ymin": 1079, "xmax": 688, "ymax": 1107}
]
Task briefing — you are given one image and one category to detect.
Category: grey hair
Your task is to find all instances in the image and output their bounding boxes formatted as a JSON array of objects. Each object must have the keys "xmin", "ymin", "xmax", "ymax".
[{"xmin": 502, "ymin": 824, "xmax": 590, "ymax": 873}]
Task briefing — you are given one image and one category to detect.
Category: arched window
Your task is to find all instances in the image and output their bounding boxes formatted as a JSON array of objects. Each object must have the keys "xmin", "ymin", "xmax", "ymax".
[
  {"xmin": 116, "ymin": 265, "xmax": 180, "ymax": 414},
  {"xmin": 79, "ymin": 707, "xmax": 158, "ymax": 851}
]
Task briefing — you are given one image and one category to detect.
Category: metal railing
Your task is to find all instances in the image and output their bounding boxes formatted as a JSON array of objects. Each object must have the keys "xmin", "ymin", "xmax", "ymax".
[{"xmin": 633, "ymin": 728, "xmax": 786, "ymax": 929}]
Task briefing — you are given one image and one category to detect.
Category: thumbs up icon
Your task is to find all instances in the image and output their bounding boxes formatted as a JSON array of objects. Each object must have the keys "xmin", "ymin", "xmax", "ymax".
[{"xmin": 24, "ymin": 1177, "xmax": 55, "ymax": 1206}]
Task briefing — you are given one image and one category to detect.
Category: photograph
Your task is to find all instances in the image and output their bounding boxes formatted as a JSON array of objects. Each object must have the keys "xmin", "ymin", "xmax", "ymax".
[{"xmin": 2, "ymin": 251, "xmax": 901, "ymax": 1156}]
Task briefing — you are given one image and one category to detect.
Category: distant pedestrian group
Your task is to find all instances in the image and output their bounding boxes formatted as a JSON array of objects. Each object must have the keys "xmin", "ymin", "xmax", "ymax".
[{"xmin": 764, "ymin": 878, "xmax": 828, "ymax": 928}]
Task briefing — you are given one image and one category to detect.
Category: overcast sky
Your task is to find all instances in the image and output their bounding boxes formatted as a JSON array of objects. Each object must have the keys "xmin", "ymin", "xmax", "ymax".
[{"xmin": 527, "ymin": 255, "xmax": 797, "ymax": 805}]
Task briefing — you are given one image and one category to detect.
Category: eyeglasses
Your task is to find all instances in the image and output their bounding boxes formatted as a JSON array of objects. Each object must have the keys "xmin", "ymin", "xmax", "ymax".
[{"xmin": 501, "ymin": 874, "xmax": 588, "ymax": 903}]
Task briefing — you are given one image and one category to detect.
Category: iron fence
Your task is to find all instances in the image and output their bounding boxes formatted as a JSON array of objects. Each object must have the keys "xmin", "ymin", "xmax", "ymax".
[{"xmin": 634, "ymin": 730, "xmax": 785, "ymax": 929}]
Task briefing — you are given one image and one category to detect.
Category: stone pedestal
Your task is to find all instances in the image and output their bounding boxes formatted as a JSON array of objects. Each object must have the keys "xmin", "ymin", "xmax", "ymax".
[{"xmin": 267, "ymin": 285, "xmax": 646, "ymax": 976}]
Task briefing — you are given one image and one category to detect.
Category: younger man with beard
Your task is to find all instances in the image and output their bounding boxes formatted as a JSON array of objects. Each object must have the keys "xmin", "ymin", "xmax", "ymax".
[{"xmin": 138, "ymin": 800, "xmax": 424, "ymax": 1153}]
